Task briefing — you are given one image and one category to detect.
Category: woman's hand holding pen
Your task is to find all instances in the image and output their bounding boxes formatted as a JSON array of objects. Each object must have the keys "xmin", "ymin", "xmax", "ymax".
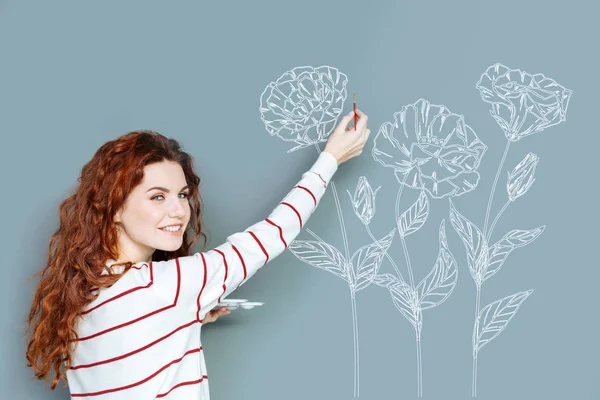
[{"xmin": 323, "ymin": 109, "xmax": 370, "ymax": 165}]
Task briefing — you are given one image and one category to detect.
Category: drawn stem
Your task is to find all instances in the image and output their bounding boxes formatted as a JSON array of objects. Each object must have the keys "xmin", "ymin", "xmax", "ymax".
[
  {"xmin": 365, "ymin": 225, "xmax": 406, "ymax": 284},
  {"xmin": 314, "ymin": 144, "xmax": 350, "ymax": 261},
  {"xmin": 314, "ymin": 144, "xmax": 356, "ymax": 395},
  {"xmin": 473, "ymin": 286, "xmax": 481, "ymax": 397},
  {"xmin": 395, "ymin": 182, "xmax": 416, "ymax": 289},
  {"xmin": 473, "ymin": 352, "xmax": 478, "ymax": 397},
  {"xmin": 416, "ymin": 322, "xmax": 423, "ymax": 398},
  {"xmin": 483, "ymin": 141, "xmax": 511, "ymax": 237},
  {"xmin": 476, "ymin": 139, "xmax": 511, "ymax": 396},
  {"xmin": 350, "ymin": 290, "xmax": 360, "ymax": 397},
  {"xmin": 487, "ymin": 199, "xmax": 510, "ymax": 242},
  {"xmin": 395, "ymin": 176, "xmax": 423, "ymax": 397}
]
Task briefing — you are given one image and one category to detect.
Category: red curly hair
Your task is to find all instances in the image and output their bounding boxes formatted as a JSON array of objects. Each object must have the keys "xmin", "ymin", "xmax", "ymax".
[{"xmin": 25, "ymin": 130, "xmax": 208, "ymax": 389}]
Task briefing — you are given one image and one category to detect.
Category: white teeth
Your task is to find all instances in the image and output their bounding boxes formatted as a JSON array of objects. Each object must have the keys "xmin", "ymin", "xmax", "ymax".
[{"xmin": 161, "ymin": 225, "xmax": 181, "ymax": 232}]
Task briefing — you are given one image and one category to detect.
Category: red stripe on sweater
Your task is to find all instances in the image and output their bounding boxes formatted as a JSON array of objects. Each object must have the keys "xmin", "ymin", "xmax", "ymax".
[
  {"xmin": 213, "ymin": 249, "xmax": 229, "ymax": 303},
  {"xmin": 71, "ymin": 321, "xmax": 200, "ymax": 369},
  {"xmin": 295, "ymin": 185, "xmax": 317, "ymax": 206},
  {"xmin": 196, "ymin": 253, "xmax": 208, "ymax": 323},
  {"xmin": 249, "ymin": 231, "xmax": 269, "ymax": 264},
  {"xmin": 281, "ymin": 202, "xmax": 303, "ymax": 228},
  {"xmin": 313, "ymin": 172, "xmax": 327, "ymax": 188},
  {"xmin": 70, "ymin": 348, "xmax": 202, "ymax": 397},
  {"xmin": 78, "ymin": 261, "xmax": 180, "ymax": 341},
  {"xmin": 265, "ymin": 218, "xmax": 287, "ymax": 248},
  {"xmin": 82, "ymin": 263, "xmax": 151, "ymax": 315},
  {"xmin": 231, "ymin": 244, "xmax": 247, "ymax": 289},
  {"xmin": 156, "ymin": 376, "xmax": 208, "ymax": 398}
]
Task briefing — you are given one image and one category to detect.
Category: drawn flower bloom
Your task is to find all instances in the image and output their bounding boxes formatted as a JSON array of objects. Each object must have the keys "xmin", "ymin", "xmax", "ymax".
[
  {"xmin": 259, "ymin": 66, "xmax": 348, "ymax": 152},
  {"xmin": 476, "ymin": 63, "xmax": 572, "ymax": 141},
  {"xmin": 507, "ymin": 152, "xmax": 539, "ymax": 202},
  {"xmin": 372, "ymin": 99, "xmax": 487, "ymax": 199},
  {"xmin": 347, "ymin": 176, "xmax": 381, "ymax": 225}
]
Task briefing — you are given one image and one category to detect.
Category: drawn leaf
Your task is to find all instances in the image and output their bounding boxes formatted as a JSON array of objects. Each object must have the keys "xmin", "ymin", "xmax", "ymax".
[
  {"xmin": 473, "ymin": 290, "xmax": 533, "ymax": 353},
  {"xmin": 398, "ymin": 190, "xmax": 429, "ymax": 237},
  {"xmin": 373, "ymin": 273, "xmax": 417, "ymax": 328},
  {"xmin": 288, "ymin": 239, "xmax": 347, "ymax": 281},
  {"xmin": 449, "ymin": 199, "xmax": 489, "ymax": 286},
  {"xmin": 417, "ymin": 220, "xmax": 458, "ymax": 310},
  {"xmin": 373, "ymin": 273, "xmax": 408, "ymax": 291},
  {"xmin": 351, "ymin": 229, "xmax": 396, "ymax": 292},
  {"xmin": 390, "ymin": 285, "xmax": 418, "ymax": 329},
  {"xmin": 287, "ymin": 139, "xmax": 314, "ymax": 153},
  {"xmin": 485, "ymin": 226, "xmax": 545, "ymax": 282}
]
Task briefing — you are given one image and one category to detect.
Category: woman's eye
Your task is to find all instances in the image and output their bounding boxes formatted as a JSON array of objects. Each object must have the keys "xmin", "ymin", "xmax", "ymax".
[{"xmin": 151, "ymin": 193, "xmax": 190, "ymax": 201}]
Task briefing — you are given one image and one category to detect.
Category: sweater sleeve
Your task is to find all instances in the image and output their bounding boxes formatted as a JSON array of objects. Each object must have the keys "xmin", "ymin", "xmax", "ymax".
[{"xmin": 151, "ymin": 151, "xmax": 338, "ymax": 321}]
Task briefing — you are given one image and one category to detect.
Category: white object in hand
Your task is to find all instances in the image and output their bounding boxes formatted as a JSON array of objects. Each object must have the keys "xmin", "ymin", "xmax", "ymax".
[
  {"xmin": 240, "ymin": 302, "xmax": 264, "ymax": 310},
  {"xmin": 217, "ymin": 299, "xmax": 264, "ymax": 311}
]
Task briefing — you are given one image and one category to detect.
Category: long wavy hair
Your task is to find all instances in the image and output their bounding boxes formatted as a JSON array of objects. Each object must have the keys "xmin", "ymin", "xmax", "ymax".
[{"xmin": 25, "ymin": 130, "xmax": 208, "ymax": 389}]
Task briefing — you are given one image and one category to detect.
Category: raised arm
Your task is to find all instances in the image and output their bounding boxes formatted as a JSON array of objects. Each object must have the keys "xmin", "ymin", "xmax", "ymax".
[
  {"xmin": 194, "ymin": 151, "xmax": 337, "ymax": 318},
  {"xmin": 153, "ymin": 110, "xmax": 370, "ymax": 321}
]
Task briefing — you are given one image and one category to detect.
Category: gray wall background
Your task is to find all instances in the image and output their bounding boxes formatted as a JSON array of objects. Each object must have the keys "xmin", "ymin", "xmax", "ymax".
[{"xmin": 1, "ymin": 0, "xmax": 597, "ymax": 399}]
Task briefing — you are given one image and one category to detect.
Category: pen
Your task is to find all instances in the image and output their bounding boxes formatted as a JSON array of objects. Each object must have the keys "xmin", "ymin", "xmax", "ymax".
[{"xmin": 353, "ymin": 93, "xmax": 357, "ymax": 131}]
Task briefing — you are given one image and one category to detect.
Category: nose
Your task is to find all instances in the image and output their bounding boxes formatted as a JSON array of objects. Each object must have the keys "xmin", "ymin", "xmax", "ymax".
[{"xmin": 168, "ymin": 196, "xmax": 187, "ymax": 218}]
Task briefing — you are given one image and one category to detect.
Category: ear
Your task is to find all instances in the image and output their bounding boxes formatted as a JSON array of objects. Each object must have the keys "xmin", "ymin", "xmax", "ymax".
[{"xmin": 114, "ymin": 209, "xmax": 122, "ymax": 223}]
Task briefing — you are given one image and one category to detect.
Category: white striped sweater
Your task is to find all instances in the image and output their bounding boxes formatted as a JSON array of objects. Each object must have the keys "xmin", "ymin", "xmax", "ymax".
[{"xmin": 66, "ymin": 151, "xmax": 338, "ymax": 399}]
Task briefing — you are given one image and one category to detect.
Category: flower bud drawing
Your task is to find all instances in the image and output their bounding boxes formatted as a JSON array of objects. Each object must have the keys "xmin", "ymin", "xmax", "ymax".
[
  {"xmin": 507, "ymin": 152, "xmax": 539, "ymax": 202},
  {"xmin": 347, "ymin": 176, "xmax": 381, "ymax": 225}
]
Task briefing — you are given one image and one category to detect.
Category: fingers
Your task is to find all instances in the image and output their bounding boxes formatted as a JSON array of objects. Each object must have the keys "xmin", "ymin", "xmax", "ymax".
[
  {"xmin": 355, "ymin": 109, "xmax": 368, "ymax": 132},
  {"xmin": 324, "ymin": 108, "xmax": 370, "ymax": 165},
  {"xmin": 338, "ymin": 111, "xmax": 356, "ymax": 132},
  {"xmin": 362, "ymin": 128, "xmax": 371, "ymax": 142},
  {"xmin": 210, "ymin": 307, "xmax": 231, "ymax": 318},
  {"xmin": 340, "ymin": 109, "xmax": 368, "ymax": 133}
]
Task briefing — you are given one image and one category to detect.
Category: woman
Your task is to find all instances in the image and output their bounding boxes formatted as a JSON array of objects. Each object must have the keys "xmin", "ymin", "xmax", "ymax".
[{"xmin": 26, "ymin": 109, "xmax": 370, "ymax": 399}]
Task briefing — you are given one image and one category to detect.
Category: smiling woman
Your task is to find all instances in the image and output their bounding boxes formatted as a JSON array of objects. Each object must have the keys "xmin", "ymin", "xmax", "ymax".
[
  {"xmin": 25, "ymin": 131, "xmax": 209, "ymax": 393},
  {"xmin": 113, "ymin": 161, "xmax": 194, "ymax": 264},
  {"xmin": 25, "ymin": 111, "xmax": 370, "ymax": 399}
]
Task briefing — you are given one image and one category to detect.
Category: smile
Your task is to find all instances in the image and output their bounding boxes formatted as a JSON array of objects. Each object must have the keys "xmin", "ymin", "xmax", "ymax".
[{"xmin": 159, "ymin": 224, "xmax": 182, "ymax": 232}]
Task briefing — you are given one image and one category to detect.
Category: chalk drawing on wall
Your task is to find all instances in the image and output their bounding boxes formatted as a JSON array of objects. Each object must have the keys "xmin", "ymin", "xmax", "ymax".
[
  {"xmin": 259, "ymin": 63, "xmax": 572, "ymax": 398},
  {"xmin": 259, "ymin": 65, "xmax": 349, "ymax": 153},
  {"xmin": 371, "ymin": 98, "xmax": 486, "ymax": 397},
  {"xmin": 260, "ymin": 65, "xmax": 376, "ymax": 397},
  {"xmin": 447, "ymin": 63, "xmax": 572, "ymax": 397}
]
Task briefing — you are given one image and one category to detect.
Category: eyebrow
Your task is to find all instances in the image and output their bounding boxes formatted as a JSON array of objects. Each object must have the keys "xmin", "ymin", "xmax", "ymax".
[{"xmin": 146, "ymin": 185, "xmax": 190, "ymax": 193}]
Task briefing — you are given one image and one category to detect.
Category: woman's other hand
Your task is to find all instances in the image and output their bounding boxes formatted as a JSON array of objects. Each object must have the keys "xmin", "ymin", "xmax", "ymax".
[{"xmin": 203, "ymin": 306, "xmax": 231, "ymax": 324}]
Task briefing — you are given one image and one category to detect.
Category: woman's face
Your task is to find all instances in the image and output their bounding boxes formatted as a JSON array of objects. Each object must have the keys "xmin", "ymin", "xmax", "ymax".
[{"xmin": 114, "ymin": 160, "xmax": 191, "ymax": 263}]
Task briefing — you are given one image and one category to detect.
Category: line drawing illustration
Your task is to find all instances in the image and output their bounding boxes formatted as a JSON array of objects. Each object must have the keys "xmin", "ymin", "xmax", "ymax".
[
  {"xmin": 258, "ymin": 63, "xmax": 573, "ymax": 398},
  {"xmin": 447, "ymin": 62, "xmax": 572, "ymax": 397},
  {"xmin": 370, "ymin": 98, "xmax": 486, "ymax": 397},
  {"xmin": 259, "ymin": 65, "xmax": 386, "ymax": 397}
]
